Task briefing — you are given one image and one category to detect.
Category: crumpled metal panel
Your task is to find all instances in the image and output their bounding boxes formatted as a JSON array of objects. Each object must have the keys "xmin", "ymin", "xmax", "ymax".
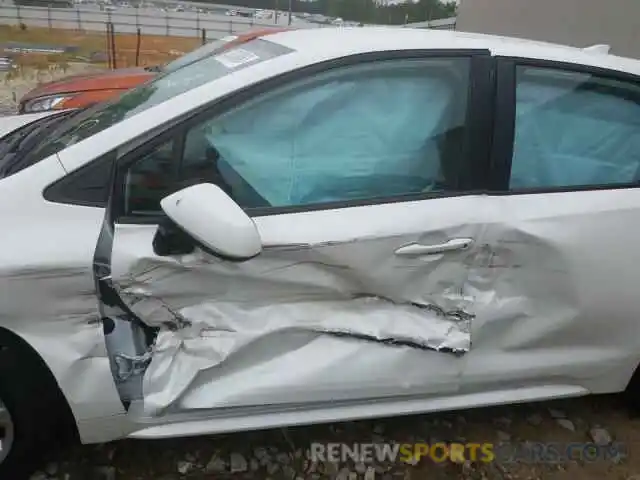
[
  {"xmin": 106, "ymin": 222, "xmax": 481, "ymax": 415},
  {"xmin": 127, "ymin": 296, "xmax": 471, "ymax": 415}
]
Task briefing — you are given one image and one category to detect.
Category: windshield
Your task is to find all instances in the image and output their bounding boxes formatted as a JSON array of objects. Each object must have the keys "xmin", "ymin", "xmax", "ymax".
[
  {"xmin": 0, "ymin": 110, "xmax": 81, "ymax": 178},
  {"xmin": 24, "ymin": 38, "xmax": 293, "ymax": 166},
  {"xmin": 159, "ymin": 36, "xmax": 238, "ymax": 73}
]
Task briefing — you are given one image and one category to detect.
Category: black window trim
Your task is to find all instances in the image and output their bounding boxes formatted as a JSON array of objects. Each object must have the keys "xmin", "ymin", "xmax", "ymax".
[
  {"xmin": 490, "ymin": 56, "xmax": 640, "ymax": 195},
  {"xmin": 47, "ymin": 48, "xmax": 496, "ymax": 224},
  {"xmin": 43, "ymin": 151, "xmax": 115, "ymax": 208}
]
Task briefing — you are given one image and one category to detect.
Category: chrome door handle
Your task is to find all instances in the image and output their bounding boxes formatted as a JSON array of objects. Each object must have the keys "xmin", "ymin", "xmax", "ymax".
[{"xmin": 394, "ymin": 238, "xmax": 474, "ymax": 256}]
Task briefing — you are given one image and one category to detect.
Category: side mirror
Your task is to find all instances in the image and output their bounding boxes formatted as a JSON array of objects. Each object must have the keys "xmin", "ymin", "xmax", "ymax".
[{"xmin": 159, "ymin": 183, "xmax": 262, "ymax": 261}]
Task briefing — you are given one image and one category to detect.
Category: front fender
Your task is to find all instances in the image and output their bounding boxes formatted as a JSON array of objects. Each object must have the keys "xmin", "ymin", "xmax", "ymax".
[{"xmin": 4, "ymin": 321, "xmax": 129, "ymax": 443}]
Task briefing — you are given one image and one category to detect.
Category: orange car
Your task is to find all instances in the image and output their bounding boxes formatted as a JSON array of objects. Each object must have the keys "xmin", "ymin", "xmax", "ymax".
[{"xmin": 18, "ymin": 28, "xmax": 289, "ymax": 114}]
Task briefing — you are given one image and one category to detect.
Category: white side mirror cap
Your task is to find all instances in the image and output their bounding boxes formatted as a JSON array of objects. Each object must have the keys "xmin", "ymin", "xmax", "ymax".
[{"xmin": 160, "ymin": 183, "xmax": 262, "ymax": 260}]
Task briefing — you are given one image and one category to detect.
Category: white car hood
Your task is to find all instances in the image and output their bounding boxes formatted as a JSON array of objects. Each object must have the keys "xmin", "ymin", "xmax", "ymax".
[{"xmin": 0, "ymin": 111, "xmax": 59, "ymax": 139}]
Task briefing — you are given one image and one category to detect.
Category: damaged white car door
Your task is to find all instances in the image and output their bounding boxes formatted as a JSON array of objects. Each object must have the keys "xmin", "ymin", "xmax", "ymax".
[
  {"xmin": 94, "ymin": 52, "xmax": 495, "ymax": 419},
  {"xmin": 457, "ymin": 59, "xmax": 640, "ymax": 396}
]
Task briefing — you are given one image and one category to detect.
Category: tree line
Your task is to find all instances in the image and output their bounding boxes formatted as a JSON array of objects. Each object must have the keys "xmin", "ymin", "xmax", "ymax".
[{"xmin": 216, "ymin": 0, "xmax": 457, "ymax": 25}]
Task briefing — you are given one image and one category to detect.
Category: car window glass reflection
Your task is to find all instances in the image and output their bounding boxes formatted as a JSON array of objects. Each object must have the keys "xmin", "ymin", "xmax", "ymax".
[{"xmin": 179, "ymin": 57, "xmax": 471, "ymax": 210}]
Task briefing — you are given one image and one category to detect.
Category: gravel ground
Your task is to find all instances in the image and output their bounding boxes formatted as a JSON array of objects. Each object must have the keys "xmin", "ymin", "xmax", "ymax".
[
  {"xmin": 28, "ymin": 395, "xmax": 640, "ymax": 480},
  {"xmin": 3, "ymin": 65, "xmax": 640, "ymax": 480}
]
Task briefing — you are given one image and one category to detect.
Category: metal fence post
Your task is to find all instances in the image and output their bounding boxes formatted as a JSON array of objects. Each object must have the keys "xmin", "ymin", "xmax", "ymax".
[
  {"xmin": 76, "ymin": 7, "xmax": 81, "ymax": 31},
  {"xmin": 110, "ymin": 22, "xmax": 117, "ymax": 69},
  {"xmin": 15, "ymin": 4, "xmax": 21, "ymax": 25},
  {"xmin": 165, "ymin": 11, "xmax": 169, "ymax": 36},
  {"xmin": 135, "ymin": 27, "xmax": 141, "ymax": 66},
  {"xmin": 201, "ymin": 27, "xmax": 205, "ymax": 45},
  {"xmin": 228, "ymin": 19, "xmax": 232, "ymax": 34},
  {"xmin": 135, "ymin": 5, "xmax": 139, "ymax": 29},
  {"xmin": 105, "ymin": 21, "xmax": 112, "ymax": 69},
  {"xmin": 47, "ymin": 4, "xmax": 52, "ymax": 29}
]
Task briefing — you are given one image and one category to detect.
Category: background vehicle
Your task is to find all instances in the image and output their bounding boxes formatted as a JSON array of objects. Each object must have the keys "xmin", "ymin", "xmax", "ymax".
[
  {"xmin": 0, "ymin": 57, "xmax": 14, "ymax": 72},
  {"xmin": 18, "ymin": 28, "xmax": 288, "ymax": 113},
  {"xmin": 255, "ymin": 9, "xmax": 274, "ymax": 19},
  {"xmin": 19, "ymin": 67, "xmax": 155, "ymax": 113},
  {"xmin": 3, "ymin": 27, "xmax": 640, "ymax": 479}
]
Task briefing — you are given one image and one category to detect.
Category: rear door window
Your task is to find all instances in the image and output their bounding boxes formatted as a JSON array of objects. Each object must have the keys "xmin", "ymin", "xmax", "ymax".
[{"xmin": 510, "ymin": 66, "xmax": 640, "ymax": 190}]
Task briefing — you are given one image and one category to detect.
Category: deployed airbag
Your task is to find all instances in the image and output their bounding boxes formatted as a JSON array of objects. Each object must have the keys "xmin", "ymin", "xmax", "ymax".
[
  {"xmin": 206, "ymin": 66, "xmax": 453, "ymax": 206},
  {"xmin": 511, "ymin": 74, "xmax": 640, "ymax": 188}
]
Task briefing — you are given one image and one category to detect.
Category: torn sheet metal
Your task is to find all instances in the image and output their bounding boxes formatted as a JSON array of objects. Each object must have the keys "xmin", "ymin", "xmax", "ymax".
[
  {"xmin": 121, "ymin": 291, "xmax": 471, "ymax": 351},
  {"xmin": 98, "ymin": 207, "xmax": 487, "ymax": 416},
  {"xmin": 118, "ymin": 292, "xmax": 471, "ymax": 415}
]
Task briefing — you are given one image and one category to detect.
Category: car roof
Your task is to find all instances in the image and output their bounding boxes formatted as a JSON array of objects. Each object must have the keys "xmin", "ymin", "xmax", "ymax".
[
  {"xmin": 265, "ymin": 27, "xmax": 640, "ymax": 76},
  {"xmin": 55, "ymin": 26, "xmax": 640, "ymax": 175}
]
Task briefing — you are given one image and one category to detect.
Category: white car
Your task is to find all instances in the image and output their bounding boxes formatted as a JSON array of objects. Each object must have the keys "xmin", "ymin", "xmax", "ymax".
[{"xmin": 1, "ymin": 27, "xmax": 640, "ymax": 477}]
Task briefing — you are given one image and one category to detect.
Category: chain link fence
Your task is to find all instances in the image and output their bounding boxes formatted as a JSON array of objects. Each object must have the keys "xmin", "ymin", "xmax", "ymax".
[
  {"xmin": 0, "ymin": 3, "xmax": 310, "ymax": 38},
  {"xmin": 0, "ymin": 3, "xmax": 323, "ymax": 68}
]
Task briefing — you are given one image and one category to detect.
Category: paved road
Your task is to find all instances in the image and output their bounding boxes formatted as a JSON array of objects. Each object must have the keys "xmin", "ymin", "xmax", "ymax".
[{"xmin": 0, "ymin": 3, "xmax": 322, "ymax": 38}]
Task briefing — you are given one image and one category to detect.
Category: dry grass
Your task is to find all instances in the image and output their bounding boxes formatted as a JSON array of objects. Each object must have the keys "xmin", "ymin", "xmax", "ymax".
[{"xmin": 0, "ymin": 24, "xmax": 202, "ymax": 68}]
